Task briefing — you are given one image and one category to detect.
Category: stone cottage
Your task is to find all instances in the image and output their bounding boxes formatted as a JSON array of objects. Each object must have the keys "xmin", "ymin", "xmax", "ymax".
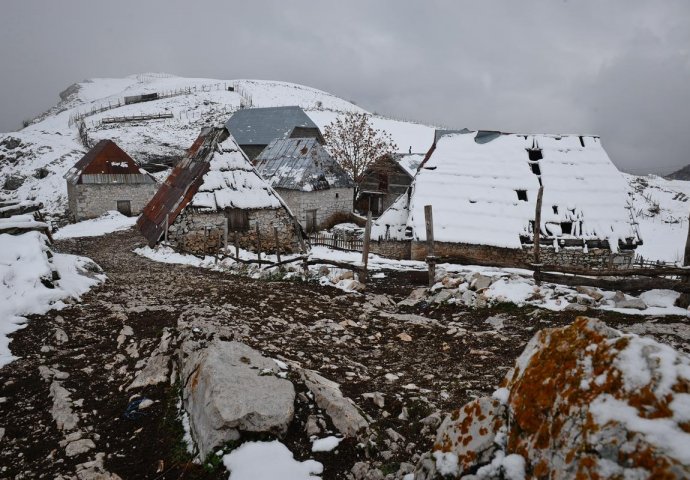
[
  {"xmin": 254, "ymin": 136, "xmax": 354, "ymax": 232},
  {"xmin": 225, "ymin": 106, "xmax": 321, "ymax": 160},
  {"xmin": 137, "ymin": 127, "xmax": 302, "ymax": 255},
  {"xmin": 371, "ymin": 129, "xmax": 641, "ymax": 268},
  {"xmin": 357, "ymin": 152, "xmax": 422, "ymax": 217},
  {"xmin": 64, "ymin": 139, "xmax": 158, "ymax": 221}
]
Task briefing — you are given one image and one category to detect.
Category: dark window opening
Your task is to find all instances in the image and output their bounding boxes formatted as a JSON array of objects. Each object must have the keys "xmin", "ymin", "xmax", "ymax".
[
  {"xmin": 516, "ymin": 190, "xmax": 528, "ymax": 201},
  {"xmin": 560, "ymin": 221, "xmax": 573, "ymax": 235},
  {"xmin": 116, "ymin": 200, "xmax": 131, "ymax": 217},
  {"xmin": 529, "ymin": 162, "xmax": 541, "ymax": 175},
  {"xmin": 335, "ymin": 192, "xmax": 339, "ymax": 199},
  {"xmin": 528, "ymin": 149, "xmax": 543, "ymax": 161},
  {"xmin": 378, "ymin": 173, "xmax": 389, "ymax": 191},
  {"xmin": 225, "ymin": 208, "xmax": 249, "ymax": 232},
  {"xmin": 552, "ymin": 205, "xmax": 559, "ymax": 214}
]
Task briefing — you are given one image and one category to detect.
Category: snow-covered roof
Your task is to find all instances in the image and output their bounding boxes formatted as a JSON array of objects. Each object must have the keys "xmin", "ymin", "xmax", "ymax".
[
  {"xmin": 137, "ymin": 127, "xmax": 288, "ymax": 246},
  {"xmin": 395, "ymin": 153, "xmax": 424, "ymax": 177},
  {"xmin": 225, "ymin": 106, "xmax": 319, "ymax": 146},
  {"xmin": 254, "ymin": 137, "xmax": 353, "ymax": 192},
  {"xmin": 373, "ymin": 130, "xmax": 639, "ymax": 250}
]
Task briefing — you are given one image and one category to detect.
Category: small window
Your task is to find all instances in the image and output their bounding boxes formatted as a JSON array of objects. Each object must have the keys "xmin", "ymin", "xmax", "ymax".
[
  {"xmin": 527, "ymin": 149, "xmax": 543, "ymax": 161},
  {"xmin": 225, "ymin": 208, "xmax": 249, "ymax": 232},
  {"xmin": 529, "ymin": 162, "xmax": 541, "ymax": 175},
  {"xmin": 516, "ymin": 190, "xmax": 528, "ymax": 201},
  {"xmin": 561, "ymin": 221, "xmax": 573, "ymax": 235},
  {"xmin": 552, "ymin": 206, "xmax": 559, "ymax": 214},
  {"xmin": 335, "ymin": 192, "xmax": 339, "ymax": 199}
]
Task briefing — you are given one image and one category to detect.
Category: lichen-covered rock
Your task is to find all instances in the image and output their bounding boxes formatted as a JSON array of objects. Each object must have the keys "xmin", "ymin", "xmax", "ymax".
[
  {"xmin": 425, "ymin": 317, "xmax": 690, "ymax": 479},
  {"xmin": 433, "ymin": 397, "xmax": 506, "ymax": 476}
]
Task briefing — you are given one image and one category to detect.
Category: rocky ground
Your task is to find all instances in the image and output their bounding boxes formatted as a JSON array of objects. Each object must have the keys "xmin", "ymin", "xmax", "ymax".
[{"xmin": 0, "ymin": 228, "xmax": 688, "ymax": 479}]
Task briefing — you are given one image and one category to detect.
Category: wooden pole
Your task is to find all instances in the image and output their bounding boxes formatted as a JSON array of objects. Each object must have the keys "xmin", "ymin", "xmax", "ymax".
[
  {"xmin": 273, "ymin": 226, "xmax": 282, "ymax": 264},
  {"xmin": 234, "ymin": 230, "xmax": 239, "ymax": 259},
  {"xmin": 164, "ymin": 214, "xmax": 169, "ymax": 243},
  {"xmin": 361, "ymin": 211, "xmax": 372, "ymax": 283},
  {"xmin": 676, "ymin": 212, "xmax": 690, "ymax": 307},
  {"xmin": 533, "ymin": 186, "xmax": 544, "ymax": 285},
  {"xmin": 223, "ymin": 218, "xmax": 229, "ymax": 251},
  {"xmin": 424, "ymin": 205, "xmax": 436, "ymax": 287},
  {"xmin": 256, "ymin": 223, "xmax": 262, "ymax": 263}
]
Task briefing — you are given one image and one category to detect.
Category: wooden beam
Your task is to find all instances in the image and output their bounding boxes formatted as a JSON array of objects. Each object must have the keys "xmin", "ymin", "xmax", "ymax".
[
  {"xmin": 539, "ymin": 271, "xmax": 690, "ymax": 294},
  {"xmin": 361, "ymin": 211, "xmax": 372, "ymax": 283},
  {"xmin": 424, "ymin": 205, "xmax": 436, "ymax": 287}
]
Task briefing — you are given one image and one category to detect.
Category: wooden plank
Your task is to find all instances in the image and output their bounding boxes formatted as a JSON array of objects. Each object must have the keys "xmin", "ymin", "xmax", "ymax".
[
  {"xmin": 539, "ymin": 271, "xmax": 690, "ymax": 294},
  {"xmin": 273, "ymin": 226, "xmax": 281, "ymax": 264},
  {"xmin": 256, "ymin": 223, "xmax": 262, "ymax": 263}
]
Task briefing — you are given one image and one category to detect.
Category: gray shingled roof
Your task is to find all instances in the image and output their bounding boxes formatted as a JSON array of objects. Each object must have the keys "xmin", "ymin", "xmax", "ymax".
[
  {"xmin": 225, "ymin": 106, "xmax": 319, "ymax": 146},
  {"xmin": 255, "ymin": 137, "xmax": 353, "ymax": 192}
]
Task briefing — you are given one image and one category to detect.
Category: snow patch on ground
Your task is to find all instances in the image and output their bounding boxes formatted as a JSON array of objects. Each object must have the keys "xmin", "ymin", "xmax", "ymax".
[
  {"xmin": 311, "ymin": 436, "xmax": 343, "ymax": 453},
  {"xmin": 0, "ymin": 231, "xmax": 105, "ymax": 367},
  {"xmin": 53, "ymin": 211, "xmax": 138, "ymax": 239},
  {"xmin": 222, "ymin": 440, "xmax": 322, "ymax": 480}
]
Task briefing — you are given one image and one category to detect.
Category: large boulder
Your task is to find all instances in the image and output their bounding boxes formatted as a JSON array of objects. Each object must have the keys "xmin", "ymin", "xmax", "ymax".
[
  {"xmin": 422, "ymin": 317, "xmax": 690, "ymax": 479},
  {"xmin": 180, "ymin": 338, "xmax": 296, "ymax": 459}
]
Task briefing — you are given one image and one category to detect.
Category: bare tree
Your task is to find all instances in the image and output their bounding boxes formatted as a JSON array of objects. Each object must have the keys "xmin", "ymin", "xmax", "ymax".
[{"xmin": 323, "ymin": 112, "xmax": 398, "ymax": 203}]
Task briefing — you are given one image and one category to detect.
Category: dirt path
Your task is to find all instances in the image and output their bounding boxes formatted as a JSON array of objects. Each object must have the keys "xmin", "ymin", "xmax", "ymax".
[{"xmin": 0, "ymin": 228, "xmax": 687, "ymax": 479}]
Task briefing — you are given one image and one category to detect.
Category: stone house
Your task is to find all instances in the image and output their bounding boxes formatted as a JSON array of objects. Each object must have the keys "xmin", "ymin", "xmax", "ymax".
[
  {"xmin": 370, "ymin": 129, "xmax": 641, "ymax": 268},
  {"xmin": 137, "ymin": 127, "xmax": 302, "ymax": 255},
  {"xmin": 254, "ymin": 137, "xmax": 354, "ymax": 232},
  {"xmin": 64, "ymin": 139, "xmax": 158, "ymax": 221},
  {"xmin": 357, "ymin": 152, "xmax": 422, "ymax": 217},
  {"xmin": 225, "ymin": 106, "xmax": 321, "ymax": 160}
]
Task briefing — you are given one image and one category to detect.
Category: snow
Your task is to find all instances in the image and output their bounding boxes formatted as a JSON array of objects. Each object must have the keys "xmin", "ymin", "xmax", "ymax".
[
  {"xmin": 474, "ymin": 451, "xmax": 526, "ymax": 480},
  {"xmin": 639, "ymin": 289, "xmax": 681, "ymax": 308},
  {"xmin": 311, "ymin": 436, "xmax": 343, "ymax": 452},
  {"xmin": 485, "ymin": 278, "xmax": 536, "ymax": 305},
  {"xmin": 399, "ymin": 131, "xmax": 637, "ymax": 248},
  {"xmin": 222, "ymin": 440, "xmax": 323, "ymax": 480},
  {"xmin": 0, "ymin": 230, "xmax": 104, "ymax": 367},
  {"xmin": 53, "ymin": 211, "xmax": 137, "ymax": 239},
  {"xmin": 190, "ymin": 134, "xmax": 283, "ymax": 211},
  {"xmin": 492, "ymin": 387, "xmax": 510, "ymax": 405}
]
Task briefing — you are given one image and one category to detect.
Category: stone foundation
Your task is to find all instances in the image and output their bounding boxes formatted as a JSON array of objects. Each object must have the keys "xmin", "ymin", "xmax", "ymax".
[
  {"xmin": 167, "ymin": 208, "xmax": 301, "ymax": 256},
  {"xmin": 369, "ymin": 239, "xmax": 411, "ymax": 260}
]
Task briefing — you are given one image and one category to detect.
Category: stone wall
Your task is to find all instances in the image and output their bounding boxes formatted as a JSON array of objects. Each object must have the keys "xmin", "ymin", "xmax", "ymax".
[
  {"xmin": 276, "ymin": 188, "xmax": 354, "ymax": 231},
  {"xmin": 67, "ymin": 182, "xmax": 159, "ymax": 221},
  {"xmin": 369, "ymin": 239, "xmax": 411, "ymax": 259},
  {"xmin": 167, "ymin": 207, "xmax": 301, "ymax": 255},
  {"xmin": 411, "ymin": 241, "xmax": 529, "ymax": 267}
]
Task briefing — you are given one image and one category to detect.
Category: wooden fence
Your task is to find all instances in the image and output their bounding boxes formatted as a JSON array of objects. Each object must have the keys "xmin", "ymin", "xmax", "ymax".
[{"xmin": 308, "ymin": 232, "xmax": 363, "ymax": 252}]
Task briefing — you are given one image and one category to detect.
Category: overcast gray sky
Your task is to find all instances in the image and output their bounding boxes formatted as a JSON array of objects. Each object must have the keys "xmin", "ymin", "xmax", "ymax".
[{"xmin": 1, "ymin": 0, "xmax": 688, "ymax": 174}]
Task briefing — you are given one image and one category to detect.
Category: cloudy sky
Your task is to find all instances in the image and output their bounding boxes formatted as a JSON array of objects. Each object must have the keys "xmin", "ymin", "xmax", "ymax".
[{"xmin": 1, "ymin": 0, "xmax": 688, "ymax": 174}]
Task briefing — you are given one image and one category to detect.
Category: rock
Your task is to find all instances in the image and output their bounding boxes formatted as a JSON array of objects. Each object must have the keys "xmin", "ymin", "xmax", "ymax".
[
  {"xmin": 424, "ymin": 317, "xmax": 690, "ymax": 479},
  {"xmin": 65, "ymin": 439, "xmax": 96, "ymax": 457},
  {"xmin": 432, "ymin": 289, "xmax": 454, "ymax": 304},
  {"xmin": 575, "ymin": 285, "xmax": 604, "ymax": 302},
  {"xmin": 50, "ymin": 382, "xmax": 79, "ymax": 431},
  {"xmin": 386, "ymin": 427, "xmax": 405, "ymax": 443},
  {"xmin": 442, "ymin": 276, "xmax": 463, "ymax": 289},
  {"xmin": 362, "ymin": 392, "xmax": 385, "ymax": 408},
  {"xmin": 2, "ymin": 174, "xmax": 25, "ymax": 191},
  {"xmin": 564, "ymin": 302, "xmax": 588, "ymax": 312},
  {"xmin": 300, "ymin": 368, "xmax": 368, "ymax": 438},
  {"xmin": 615, "ymin": 297, "xmax": 647, "ymax": 310},
  {"xmin": 420, "ymin": 411, "xmax": 443, "ymax": 428},
  {"xmin": 612, "ymin": 290, "xmax": 626, "ymax": 304},
  {"xmin": 471, "ymin": 275, "xmax": 493, "ymax": 291},
  {"xmin": 397, "ymin": 332, "xmax": 413, "ymax": 342},
  {"xmin": 341, "ymin": 271, "xmax": 354, "ymax": 280},
  {"xmin": 138, "ymin": 399, "xmax": 155, "ymax": 410},
  {"xmin": 484, "ymin": 315, "xmax": 505, "ymax": 330},
  {"xmin": 433, "ymin": 397, "xmax": 506, "ymax": 476},
  {"xmin": 318, "ymin": 266, "xmax": 330, "ymax": 276},
  {"xmin": 180, "ymin": 339, "xmax": 296, "ymax": 459},
  {"xmin": 305, "ymin": 415, "xmax": 322, "ymax": 436},
  {"xmin": 55, "ymin": 328, "xmax": 69, "ymax": 345},
  {"xmin": 459, "ymin": 289, "xmax": 476, "ymax": 306},
  {"xmin": 398, "ymin": 287, "xmax": 428, "ymax": 307},
  {"xmin": 575, "ymin": 294, "xmax": 595, "ymax": 306},
  {"xmin": 127, "ymin": 329, "xmax": 173, "ymax": 390}
]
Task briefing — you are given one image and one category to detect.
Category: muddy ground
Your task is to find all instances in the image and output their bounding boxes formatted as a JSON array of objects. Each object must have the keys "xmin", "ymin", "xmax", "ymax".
[{"xmin": 0, "ymin": 228, "xmax": 687, "ymax": 479}]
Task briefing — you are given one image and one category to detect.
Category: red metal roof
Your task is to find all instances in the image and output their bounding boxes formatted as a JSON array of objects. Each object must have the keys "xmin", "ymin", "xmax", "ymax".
[
  {"xmin": 73, "ymin": 140, "xmax": 141, "ymax": 176},
  {"xmin": 137, "ymin": 127, "xmax": 223, "ymax": 246}
]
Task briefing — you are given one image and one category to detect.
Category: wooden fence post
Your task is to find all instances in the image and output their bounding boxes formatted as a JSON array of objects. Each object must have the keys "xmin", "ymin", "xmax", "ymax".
[
  {"xmin": 234, "ymin": 230, "xmax": 239, "ymax": 259},
  {"xmin": 676, "ymin": 211, "xmax": 690, "ymax": 307},
  {"xmin": 223, "ymin": 218, "xmax": 229, "ymax": 251},
  {"xmin": 424, "ymin": 205, "xmax": 436, "ymax": 287},
  {"xmin": 361, "ymin": 211, "xmax": 372, "ymax": 283},
  {"xmin": 256, "ymin": 223, "xmax": 262, "ymax": 263},
  {"xmin": 533, "ymin": 186, "xmax": 544, "ymax": 285},
  {"xmin": 164, "ymin": 213, "xmax": 169, "ymax": 243},
  {"xmin": 273, "ymin": 226, "xmax": 282, "ymax": 264}
]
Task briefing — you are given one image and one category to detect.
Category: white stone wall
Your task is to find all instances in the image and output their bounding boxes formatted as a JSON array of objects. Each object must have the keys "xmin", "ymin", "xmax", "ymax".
[
  {"xmin": 67, "ymin": 182, "xmax": 159, "ymax": 221},
  {"xmin": 277, "ymin": 187, "xmax": 353, "ymax": 230}
]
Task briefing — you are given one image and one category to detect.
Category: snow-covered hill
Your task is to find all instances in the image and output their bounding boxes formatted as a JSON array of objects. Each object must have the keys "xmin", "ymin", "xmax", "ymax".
[{"xmin": 0, "ymin": 74, "xmax": 437, "ymax": 216}]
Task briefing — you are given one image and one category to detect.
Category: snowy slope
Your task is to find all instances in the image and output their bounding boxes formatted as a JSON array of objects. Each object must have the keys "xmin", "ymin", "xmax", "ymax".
[
  {"xmin": 0, "ymin": 74, "xmax": 436, "ymax": 216},
  {"xmin": 625, "ymin": 174, "xmax": 690, "ymax": 263}
]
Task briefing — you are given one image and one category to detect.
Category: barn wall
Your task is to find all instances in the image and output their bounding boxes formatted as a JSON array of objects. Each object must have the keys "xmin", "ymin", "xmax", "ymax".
[
  {"xmin": 67, "ymin": 182, "xmax": 159, "ymax": 221},
  {"xmin": 167, "ymin": 207, "xmax": 300, "ymax": 255},
  {"xmin": 369, "ymin": 239, "xmax": 412, "ymax": 260},
  {"xmin": 276, "ymin": 187, "xmax": 354, "ymax": 230}
]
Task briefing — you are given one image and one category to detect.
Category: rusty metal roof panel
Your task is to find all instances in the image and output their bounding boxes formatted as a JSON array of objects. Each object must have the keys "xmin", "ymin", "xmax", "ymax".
[{"xmin": 64, "ymin": 139, "xmax": 154, "ymax": 185}]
